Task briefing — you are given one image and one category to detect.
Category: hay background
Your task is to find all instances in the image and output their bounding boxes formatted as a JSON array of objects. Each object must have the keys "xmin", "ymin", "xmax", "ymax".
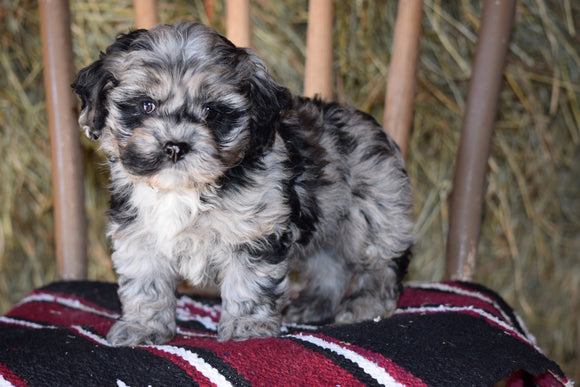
[{"xmin": 0, "ymin": 0, "xmax": 578, "ymax": 379}]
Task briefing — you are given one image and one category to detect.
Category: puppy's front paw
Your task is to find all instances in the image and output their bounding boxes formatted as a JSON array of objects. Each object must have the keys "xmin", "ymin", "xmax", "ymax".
[
  {"xmin": 217, "ymin": 316, "xmax": 280, "ymax": 342},
  {"xmin": 107, "ymin": 320, "xmax": 175, "ymax": 346}
]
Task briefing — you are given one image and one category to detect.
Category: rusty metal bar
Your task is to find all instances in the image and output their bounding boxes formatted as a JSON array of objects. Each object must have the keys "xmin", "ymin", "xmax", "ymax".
[
  {"xmin": 303, "ymin": 0, "xmax": 334, "ymax": 100},
  {"xmin": 446, "ymin": 0, "xmax": 517, "ymax": 281},
  {"xmin": 39, "ymin": 0, "xmax": 87, "ymax": 279},
  {"xmin": 384, "ymin": 0, "xmax": 422, "ymax": 159},
  {"xmin": 226, "ymin": 0, "xmax": 251, "ymax": 47},
  {"xmin": 133, "ymin": 0, "xmax": 159, "ymax": 30}
]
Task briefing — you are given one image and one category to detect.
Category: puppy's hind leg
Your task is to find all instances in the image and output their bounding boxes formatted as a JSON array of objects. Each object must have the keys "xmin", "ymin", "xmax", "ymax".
[
  {"xmin": 218, "ymin": 254, "xmax": 290, "ymax": 341},
  {"xmin": 284, "ymin": 250, "xmax": 352, "ymax": 324},
  {"xmin": 334, "ymin": 248, "xmax": 411, "ymax": 324}
]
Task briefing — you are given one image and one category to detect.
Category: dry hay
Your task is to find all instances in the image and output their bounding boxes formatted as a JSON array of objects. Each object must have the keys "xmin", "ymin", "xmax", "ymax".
[{"xmin": 0, "ymin": 0, "xmax": 578, "ymax": 379}]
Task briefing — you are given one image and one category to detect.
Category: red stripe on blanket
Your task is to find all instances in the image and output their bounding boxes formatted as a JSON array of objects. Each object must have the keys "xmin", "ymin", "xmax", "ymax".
[
  {"xmin": 505, "ymin": 370, "xmax": 571, "ymax": 387},
  {"xmin": 6, "ymin": 301, "xmax": 114, "ymax": 336},
  {"xmin": 0, "ymin": 362, "xmax": 28, "ymax": 387},
  {"xmin": 170, "ymin": 336, "xmax": 366, "ymax": 387},
  {"xmin": 398, "ymin": 287, "xmax": 508, "ymax": 321},
  {"xmin": 176, "ymin": 296, "xmax": 221, "ymax": 322},
  {"xmin": 25, "ymin": 290, "xmax": 118, "ymax": 316}
]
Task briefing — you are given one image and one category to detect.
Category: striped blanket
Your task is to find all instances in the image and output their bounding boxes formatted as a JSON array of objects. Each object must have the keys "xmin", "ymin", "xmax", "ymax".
[{"xmin": 0, "ymin": 281, "xmax": 571, "ymax": 386}]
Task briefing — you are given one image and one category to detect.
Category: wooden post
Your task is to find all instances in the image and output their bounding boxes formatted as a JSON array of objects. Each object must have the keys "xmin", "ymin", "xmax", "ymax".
[
  {"xmin": 39, "ymin": 0, "xmax": 87, "ymax": 279},
  {"xmin": 303, "ymin": 0, "xmax": 334, "ymax": 100},
  {"xmin": 205, "ymin": 0, "xmax": 215, "ymax": 23},
  {"xmin": 384, "ymin": 0, "xmax": 422, "ymax": 159},
  {"xmin": 133, "ymin": 0, "xmax": 159, "ymax": 30},
  {"xmin": 226, "ymin": 0, "xmax": 251, "ymax": 47},
  {"xmin": 446, "ymin": 0, "xmax": 517, "ymax": 281}
]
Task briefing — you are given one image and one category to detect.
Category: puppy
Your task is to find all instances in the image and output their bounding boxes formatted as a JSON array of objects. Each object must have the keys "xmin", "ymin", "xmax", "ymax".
[{"xmin": 73, "ymin": 22, "xmax": 414, "ymax": 346}]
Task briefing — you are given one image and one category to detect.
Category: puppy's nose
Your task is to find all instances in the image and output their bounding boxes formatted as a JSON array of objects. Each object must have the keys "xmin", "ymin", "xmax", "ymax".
[{"xmin": 164, "ymin": 142, "xmax": 190, "ymax": 163}]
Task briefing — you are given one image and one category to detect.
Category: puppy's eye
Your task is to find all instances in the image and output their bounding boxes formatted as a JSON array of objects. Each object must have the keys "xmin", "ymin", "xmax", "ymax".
[
  {"xmin": 204, "ymin": 105, "xmax": 219, "ymax": 122},
  {"xmin": 140, "ymin": 101, "xmax": 156, "ymax": 114}
]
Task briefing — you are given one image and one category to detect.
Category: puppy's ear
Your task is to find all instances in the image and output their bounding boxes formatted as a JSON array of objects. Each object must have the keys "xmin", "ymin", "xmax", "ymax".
[
  {"xmin": 237, "ymin": 50, "xmax": 292, "ymax": 155},
  {"xmin": 71, "ymin": 29, "xmax": 148, "ymax": 141},
  {"xmin": 72, "ymin": 59, "xmax": 115, "ymax": 141}
]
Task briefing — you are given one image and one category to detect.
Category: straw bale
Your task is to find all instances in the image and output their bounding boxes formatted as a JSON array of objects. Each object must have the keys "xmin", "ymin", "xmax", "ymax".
[{"xmin": 0, "ymin": 0, "xmax": 578, "ymax": 379}]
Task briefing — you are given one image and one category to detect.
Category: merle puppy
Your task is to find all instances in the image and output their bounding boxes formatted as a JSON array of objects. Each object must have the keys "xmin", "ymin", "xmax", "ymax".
[{"xmin": 72, "ymin": 22, "xmax": 414, "ymax": 346}]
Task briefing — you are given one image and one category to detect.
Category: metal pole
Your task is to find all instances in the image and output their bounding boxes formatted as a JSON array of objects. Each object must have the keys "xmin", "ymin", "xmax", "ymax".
[{"xmin": 446, "ymin": 0, "xmax": 517, "ymax": 281}]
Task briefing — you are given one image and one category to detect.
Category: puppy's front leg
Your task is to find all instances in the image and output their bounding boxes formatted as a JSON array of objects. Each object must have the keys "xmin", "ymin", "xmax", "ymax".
[
  {"xmin": 218, "ymin": 256, "xmax": 289, "ymax": 341},
  {"xmin": 107, "ymin": 268, "xmax": 178, "ymax": 346}
]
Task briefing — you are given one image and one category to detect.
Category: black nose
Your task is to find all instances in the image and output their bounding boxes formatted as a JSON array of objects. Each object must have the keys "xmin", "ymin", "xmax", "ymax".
[{"xmin": 164, "ymin": 142, "xmax": 190, "ymax": 163}]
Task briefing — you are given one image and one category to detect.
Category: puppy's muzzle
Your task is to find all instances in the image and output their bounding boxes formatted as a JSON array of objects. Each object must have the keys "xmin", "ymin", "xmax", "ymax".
[{"xmin": 164, "ymin": 142, "xmax": 190, "ymax": 163}]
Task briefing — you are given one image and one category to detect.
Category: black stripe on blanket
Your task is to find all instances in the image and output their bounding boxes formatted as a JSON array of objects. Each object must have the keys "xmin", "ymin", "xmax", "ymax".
[{"xmin": 0, "ymin": 325, "xmax": 195, "ymax": 386}]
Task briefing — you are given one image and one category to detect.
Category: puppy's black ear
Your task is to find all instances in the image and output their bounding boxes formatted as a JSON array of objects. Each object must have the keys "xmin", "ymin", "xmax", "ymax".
[
  {"xmin": 248, "ymin": 68, "xmax": 292, "ymax": 154},
  {"xmin": 72, "ymin": 59, "xmax": 115, "ymax": 141},
  {"xmin": 236, "ymin": 49, "xmax": 292, "ymax": 155},
  {"xmin": 71, "ymin": 29, "xmax": 148, "ymax": 141}
]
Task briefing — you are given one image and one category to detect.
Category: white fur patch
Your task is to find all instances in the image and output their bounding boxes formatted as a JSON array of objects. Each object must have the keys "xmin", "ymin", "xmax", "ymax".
[{"xmin": 130, "ymin": 182, "xmax": 203, "ymax": 256}]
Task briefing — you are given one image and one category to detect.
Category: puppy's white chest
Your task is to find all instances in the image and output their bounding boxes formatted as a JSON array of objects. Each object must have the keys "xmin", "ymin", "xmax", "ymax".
[{"xmin": 132, "ymin": 183, "xmax": 202, "ymax": 253}]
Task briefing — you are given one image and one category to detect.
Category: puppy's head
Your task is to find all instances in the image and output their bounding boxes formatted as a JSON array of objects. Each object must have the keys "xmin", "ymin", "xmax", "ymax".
[{"xmin": 73, "ymin": 22, "xmax": 291, "ymax": 189}]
